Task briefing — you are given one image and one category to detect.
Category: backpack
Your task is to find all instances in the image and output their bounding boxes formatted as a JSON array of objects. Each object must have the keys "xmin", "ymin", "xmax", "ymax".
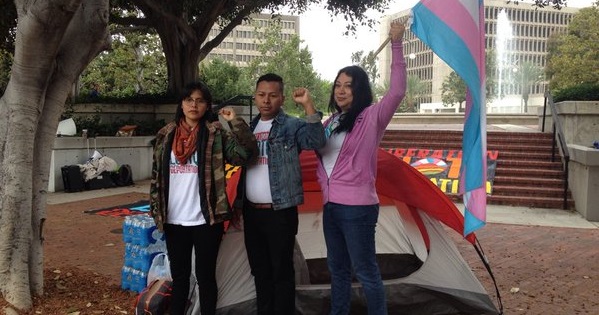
[
  {"xmin": 114, "ymin": 164, "xmax": 134, "ymax": 186},
  {"xmin": 135, "ymin": 279, "xmax": 172, "ymax": 315}
]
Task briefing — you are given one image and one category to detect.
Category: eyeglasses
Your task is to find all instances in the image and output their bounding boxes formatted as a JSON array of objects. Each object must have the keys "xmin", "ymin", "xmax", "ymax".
[{"xmin": 183, "ymin": 97, "xmax": 207, "ymax": 106}]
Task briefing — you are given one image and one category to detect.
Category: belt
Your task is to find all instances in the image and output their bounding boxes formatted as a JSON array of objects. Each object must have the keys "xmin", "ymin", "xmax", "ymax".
[{"xmin": 247, "ymin": 201, "xmax": 273, "ymax": 209}]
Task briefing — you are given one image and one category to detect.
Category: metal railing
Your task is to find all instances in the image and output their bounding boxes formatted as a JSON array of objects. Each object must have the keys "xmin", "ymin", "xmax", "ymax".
[{"xmin": 541, "ymin": 91, "xmax": 570, "ymax": 209}]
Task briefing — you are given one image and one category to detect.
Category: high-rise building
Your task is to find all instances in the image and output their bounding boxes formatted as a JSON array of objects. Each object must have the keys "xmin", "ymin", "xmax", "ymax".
[
  {"xmin": 379, "ymin": 0, "xmax": 582, "ymax": 113},
  {"xmin": 203, "ymin": 13, "xmax": 300, "ymax": 68}
]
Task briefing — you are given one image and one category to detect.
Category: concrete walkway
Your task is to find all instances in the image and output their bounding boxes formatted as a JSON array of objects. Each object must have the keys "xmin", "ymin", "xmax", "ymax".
[{"xmin": 47, "ymin": 179, "xmax": 598, "ymax": 229}]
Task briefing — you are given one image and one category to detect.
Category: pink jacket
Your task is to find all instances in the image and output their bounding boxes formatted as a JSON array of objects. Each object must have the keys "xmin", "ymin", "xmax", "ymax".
[{"xmin": 317, "ymin": 41, "xmax": 407, "ymax": 205}]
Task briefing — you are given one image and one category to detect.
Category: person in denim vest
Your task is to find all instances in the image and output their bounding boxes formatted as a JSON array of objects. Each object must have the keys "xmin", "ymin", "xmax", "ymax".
[
  {"xmin": 235, "ymin": 73, "xmax": 325, "ymax": 315},
  {"xmin": 317, "ymin": 22, "xmax": 407, "ymax": 315}
]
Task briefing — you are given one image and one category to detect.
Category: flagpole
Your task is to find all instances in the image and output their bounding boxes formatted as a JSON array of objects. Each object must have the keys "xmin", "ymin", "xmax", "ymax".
[{"xmin": 372, "ymin": 37, "xmax": 391, "ymax": 59}]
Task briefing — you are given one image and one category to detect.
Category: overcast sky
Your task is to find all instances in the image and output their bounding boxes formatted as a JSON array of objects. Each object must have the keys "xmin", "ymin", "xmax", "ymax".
[{"xmin": 297, "ymin": 0, "xmax": 595, "ymax": 80}]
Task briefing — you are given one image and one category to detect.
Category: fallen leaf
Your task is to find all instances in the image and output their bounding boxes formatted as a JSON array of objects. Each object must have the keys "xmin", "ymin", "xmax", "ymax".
[{"xmin": 510, "ymin": 287, "xmax": 520, "ymax": 293}]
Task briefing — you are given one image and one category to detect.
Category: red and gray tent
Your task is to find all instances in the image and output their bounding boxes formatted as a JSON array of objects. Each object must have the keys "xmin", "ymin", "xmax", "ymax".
[{"xmin": 212, "ymin": 149, "xmax": 501, "ymax": 315}]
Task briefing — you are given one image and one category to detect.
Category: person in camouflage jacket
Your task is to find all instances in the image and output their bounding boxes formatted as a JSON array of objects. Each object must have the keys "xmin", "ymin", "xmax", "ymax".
[{"xmin": 149, "ymin": 81, "xmax": 256, "ymax": 315}]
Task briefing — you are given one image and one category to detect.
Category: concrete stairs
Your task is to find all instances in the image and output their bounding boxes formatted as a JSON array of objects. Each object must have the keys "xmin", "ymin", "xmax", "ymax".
[{"xmin": 381, "ymin": 129, "xmax": 575, "ymax": 209}]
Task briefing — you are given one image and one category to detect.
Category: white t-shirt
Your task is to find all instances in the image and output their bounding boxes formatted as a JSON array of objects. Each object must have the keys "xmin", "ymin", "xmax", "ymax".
[
  {"xmin": 167, "ymin": 150, "xmax": 206, "ymax": 225},
  {"xmin": 319, "ymin": 116, "xmax": 346, "ymax": 177},
  {"xmin": 245, "ymin": 119, "xmax": 273, "ymax": 203}
]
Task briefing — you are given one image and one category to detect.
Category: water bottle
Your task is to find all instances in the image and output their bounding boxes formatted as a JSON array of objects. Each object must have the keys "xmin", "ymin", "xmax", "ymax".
[
  {"xmin": 121, "ymin": 266, "xmax": 132, "ymax": 291},
  {"xmin": 122, "ymin": 216, "xmax": 132, "ymax": 243}
]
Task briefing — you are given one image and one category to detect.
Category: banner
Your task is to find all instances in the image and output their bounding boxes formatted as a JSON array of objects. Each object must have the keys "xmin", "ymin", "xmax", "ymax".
[{"xmin": 385, "ymin": 148, "xmax": 498, "ymax": 195}]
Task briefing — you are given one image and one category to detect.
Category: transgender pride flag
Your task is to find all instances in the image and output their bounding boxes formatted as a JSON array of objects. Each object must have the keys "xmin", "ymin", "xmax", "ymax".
[{"xmin": 410, "ymin": 0, "xmax": 488, "ymax": 237}]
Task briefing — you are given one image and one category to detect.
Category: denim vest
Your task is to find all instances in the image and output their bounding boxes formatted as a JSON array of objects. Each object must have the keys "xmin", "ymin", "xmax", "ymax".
[{"xmin": 242, "ymin": 110, "xmax": 325, "ymax": 210}]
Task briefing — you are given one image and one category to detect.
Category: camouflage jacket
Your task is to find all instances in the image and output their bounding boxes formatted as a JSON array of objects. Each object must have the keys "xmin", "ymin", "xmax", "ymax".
[{"xmin": 150, "ymin": 117, "xmax": 257, "ymax": 231}]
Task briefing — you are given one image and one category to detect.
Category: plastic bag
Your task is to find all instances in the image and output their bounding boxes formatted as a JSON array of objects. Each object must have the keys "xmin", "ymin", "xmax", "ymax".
[{"xmin": 147, "ymin": 252, "xmax": 172, "ymax": 286}]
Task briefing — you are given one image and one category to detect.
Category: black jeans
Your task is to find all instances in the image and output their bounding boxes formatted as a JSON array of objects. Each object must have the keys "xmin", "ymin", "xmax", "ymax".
[
  {"xmin": 243, "ymin": 205, "xmax": 298, "ymax": 315},
  {"xmin": 164, "ymin": 222, "xmax": 224, "ymax": 315}
]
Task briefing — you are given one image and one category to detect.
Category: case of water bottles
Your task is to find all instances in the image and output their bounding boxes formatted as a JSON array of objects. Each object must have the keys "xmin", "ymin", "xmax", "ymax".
[{"xmin": 121, "ymin": 214, "xmax": 166, "ymax": 293}]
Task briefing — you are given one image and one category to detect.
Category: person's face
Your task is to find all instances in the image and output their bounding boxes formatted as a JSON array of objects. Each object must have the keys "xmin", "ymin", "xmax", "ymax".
[
  {"xmin": 334, "ymin": 73, "xmax": 354, "ymax": 113},
  {"xmin": 181, "ymin": 89, "xmax": 208, "ymax": 126},
  {"xmin": 254, "ymin": 81, "xmax": 284, "ymax": 120}
]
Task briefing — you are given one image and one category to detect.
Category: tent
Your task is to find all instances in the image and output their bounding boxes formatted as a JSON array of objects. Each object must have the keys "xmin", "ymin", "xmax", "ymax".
[{"xmin": 209, "ymin": 149, "xmax": 501, "ymax": 314}]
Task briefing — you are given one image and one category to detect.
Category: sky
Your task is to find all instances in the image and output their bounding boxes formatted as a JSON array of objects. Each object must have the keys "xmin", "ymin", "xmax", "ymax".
[{"xmin": 297, "ymin": 0, "xmax": 595, "ymax": 80}]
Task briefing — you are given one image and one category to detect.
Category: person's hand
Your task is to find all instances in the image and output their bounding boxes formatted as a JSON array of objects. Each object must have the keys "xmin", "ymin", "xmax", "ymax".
[
  {"xmin": 292, "ymin": 87, "xmax": 316, "ymax": 115},
  {"xmin": 219, "ymin": 106, "xmax": 236, "ymax": 121},
  {"xmin": 389, "ymin": 21, "xmax": 406, "ymax": 42}
]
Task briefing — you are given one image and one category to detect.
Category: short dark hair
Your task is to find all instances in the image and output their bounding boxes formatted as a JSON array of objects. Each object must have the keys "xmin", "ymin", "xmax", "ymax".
[
  {"xmin": 175, "ymin": 81, "xmax": 215, "ymax": 122},
  {"xmin": 256, "ymin": 73, "xmax": 284, "ymax": 93}
]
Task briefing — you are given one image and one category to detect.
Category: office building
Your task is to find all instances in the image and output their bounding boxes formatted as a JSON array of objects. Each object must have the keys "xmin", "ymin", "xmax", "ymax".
[{"xmin": 204, "ymin": 13, "xmax": 299, "ymax": 68}]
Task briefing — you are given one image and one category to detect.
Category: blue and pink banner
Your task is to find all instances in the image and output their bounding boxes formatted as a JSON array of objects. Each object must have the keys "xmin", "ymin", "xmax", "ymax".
[{"xmin": 411, "ymin": 0, "xmax": 487, "ymax": 237}]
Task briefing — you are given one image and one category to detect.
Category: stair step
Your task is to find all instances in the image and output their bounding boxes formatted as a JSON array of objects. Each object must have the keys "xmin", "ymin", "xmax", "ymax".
[
  {"xmin": 497, "ymin": 160, "xmax": 563, "ymax": 170},
  {"xmin": 487, "ymin": 195, "xmax": 574, "ymax": 210},
  {"xmin": 492, "ymin": 175, "xmax": 565, "ymax": 188},
  {"xmin": 380, "ymin": 141, "xmax": 557, "ymax": 154},
  {"xmin": 495, "ymin": 167, "xmax": 564, "ymax": 179},
  {"xmin": 383, "ymin": 133, "xmax": 555, "ymax": 146},
  {"xmin": 497, "ymin": 151, "xmax": 557, "ymax": 160},
  {"xmin": 492, "ymin": 185, "xmax": 569, "ymax": 198}
]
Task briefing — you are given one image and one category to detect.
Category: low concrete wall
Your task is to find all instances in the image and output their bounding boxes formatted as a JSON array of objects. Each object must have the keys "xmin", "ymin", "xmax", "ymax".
[
  {"xmin": 568, "ymin": 144, "xmax": 599, "ymax": 221},
  {"xmin": 537, "ymin": 101, "xmax": 599, "ymax": 147},
  {"xmin": 391, "ymin": 113, "xmax": 538, "ymax": 125},
  {"xmin": 69, "ymin": 103, "xmax": 177, "ymax": 124},
  {"xmin": 49, "ymin": 136, "xmax": 154, "ymax": 192}
]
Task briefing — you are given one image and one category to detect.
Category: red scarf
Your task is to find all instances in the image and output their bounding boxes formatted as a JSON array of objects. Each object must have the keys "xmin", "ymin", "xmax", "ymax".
[{"xmin": 173, "ymin": 119, "xmax": 198, "ymax": 164}]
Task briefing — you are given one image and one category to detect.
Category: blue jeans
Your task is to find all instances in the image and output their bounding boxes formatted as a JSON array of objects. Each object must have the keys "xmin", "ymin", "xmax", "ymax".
[{"xmin": 323, "ymin": 202, "xmax": 386, "ymax": 315}]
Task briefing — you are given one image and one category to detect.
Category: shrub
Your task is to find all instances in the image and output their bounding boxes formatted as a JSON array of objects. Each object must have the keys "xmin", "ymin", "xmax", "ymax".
[{"xmin": 553, "ymin": 82, "xmax": 599, "ymax": 102}]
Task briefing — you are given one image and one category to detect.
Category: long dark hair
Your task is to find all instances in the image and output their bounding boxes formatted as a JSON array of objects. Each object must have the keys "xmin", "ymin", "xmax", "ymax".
[
  {"xmin": 174, "ymin": 81, "xmax": 216, "ymax": 123},
  {"xmin": 328, "ymin": 65, "xmax": 373, "ymax": 134}
]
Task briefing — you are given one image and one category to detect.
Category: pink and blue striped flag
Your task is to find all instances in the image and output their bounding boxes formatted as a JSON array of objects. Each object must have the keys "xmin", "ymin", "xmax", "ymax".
[{"xmin": 410, "ymin": 0, "xmax": 487, "ymax": 237}]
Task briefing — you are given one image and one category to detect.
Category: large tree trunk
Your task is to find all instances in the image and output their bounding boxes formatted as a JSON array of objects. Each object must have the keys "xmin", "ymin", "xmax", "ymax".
[
  {"xmin": 156, "ymin": 21, "xmax": 201, "ymax": 95},
  {"xmin": 0, "ymin": 0, "xmax": 109, "ymax": 311}
]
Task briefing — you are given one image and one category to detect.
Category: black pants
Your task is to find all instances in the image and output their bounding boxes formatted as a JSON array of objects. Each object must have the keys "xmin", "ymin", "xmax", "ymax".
[
  {"xmin": 164, "ymin": 222, "xmax": 224, "ymax": 315},
  {"xmin": 243, "ymin": 205, "xmax": 298, "ymax": 315}
]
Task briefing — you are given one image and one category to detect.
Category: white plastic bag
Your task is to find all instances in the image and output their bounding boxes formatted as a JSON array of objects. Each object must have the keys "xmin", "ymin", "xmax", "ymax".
[{"xmin": 147, "ymin": 252, "xmax": 172, "ymax": 286}]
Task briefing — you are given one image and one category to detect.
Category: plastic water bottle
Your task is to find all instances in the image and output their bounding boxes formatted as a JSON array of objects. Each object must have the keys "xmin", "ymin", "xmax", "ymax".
[
  {"xmin": 121, "ymin": 266, "xmax": 132, "ymax": 290},
  {"xmin": 123, "ymin": 216, "xmax": 133, "ymax": 243}
]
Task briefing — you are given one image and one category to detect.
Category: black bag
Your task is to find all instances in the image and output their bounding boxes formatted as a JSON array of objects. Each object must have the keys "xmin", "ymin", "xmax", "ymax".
[
  {"xmin": 61, "ymin": 165, "xmax": 85, "ymax": 192},
  {"xmin": 135, "ymin": 279, "xmax": 172, "ymax": 315},
  {"xmin": 85, "ymin": 171, "xmax": 116, "ymax": 190},
  {"xmin": 113, "ymin": 164, "xmax": 134, "ymax": 186}
]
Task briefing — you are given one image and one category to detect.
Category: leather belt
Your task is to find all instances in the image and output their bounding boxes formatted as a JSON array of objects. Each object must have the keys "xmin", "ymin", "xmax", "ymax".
[{"xmin": 247, "ymin": 201, "xmax": 273, "ymax": 209}]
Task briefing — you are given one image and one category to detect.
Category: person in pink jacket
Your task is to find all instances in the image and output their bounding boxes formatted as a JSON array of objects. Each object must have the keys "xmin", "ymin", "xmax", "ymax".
[{"xmin": 316, "ymin": 22, "xmax": 407, "ymax": 315}]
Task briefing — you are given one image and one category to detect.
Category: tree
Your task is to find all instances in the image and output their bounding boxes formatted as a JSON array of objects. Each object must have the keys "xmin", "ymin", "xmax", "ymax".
[
  {"xmin": 80, "ymin": 32, "xmax": 168, "ymax": 98},
  {"xmin": 351, "ymin": 50, "xmax": 379, "ymax": 87},
  {"xmin": 513, "ymin": 61, "xmax": 544, "ymax": 112},
  {"xmin": 0, "ymin": 0, "xmax": 110, "ymax": 311},
  {"xmin": 401, "ymin": 75, "xmax": 428, "ymax": 112},
  {"xmin": 441, "ymin": 71, "xmax": 467, "ymax": 110},
  {"xmin": 200, "ymin": 58, "xmax": 248, "ymax": 104},
  {"xmin": 109, "ymin": 0, "xmax": 391, "ymax": 95},
  {"xmin": 546, "ymin": 5, "xmax": 599, "ymax": 91}
]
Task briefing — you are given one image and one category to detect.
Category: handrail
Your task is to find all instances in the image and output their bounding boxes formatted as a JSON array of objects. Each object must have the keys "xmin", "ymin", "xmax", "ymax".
[{"xmin": 542, "ymin": 90, "xmax": 570, "ymax": 209}]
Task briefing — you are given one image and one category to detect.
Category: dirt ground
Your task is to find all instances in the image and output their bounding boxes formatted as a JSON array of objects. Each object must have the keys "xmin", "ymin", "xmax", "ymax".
[{"xmin": 1, "ymin": 192, "xmax": 598, "ymax": 314}]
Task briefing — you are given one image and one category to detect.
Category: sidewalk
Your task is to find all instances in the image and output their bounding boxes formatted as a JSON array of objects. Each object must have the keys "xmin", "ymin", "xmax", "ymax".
[{"xmin": 47, "ymin": 179, "xmax": 598, "ymax": 229}]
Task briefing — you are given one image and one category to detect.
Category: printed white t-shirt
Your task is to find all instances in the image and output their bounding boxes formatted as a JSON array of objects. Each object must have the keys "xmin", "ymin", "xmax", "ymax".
[
  {"xmin": 167, "ymin": 150, "xmax": 206, "ymax": 226},
  {"xmin": 245, "ymin": 119, "xmax": 273, "ymax": 203}
]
